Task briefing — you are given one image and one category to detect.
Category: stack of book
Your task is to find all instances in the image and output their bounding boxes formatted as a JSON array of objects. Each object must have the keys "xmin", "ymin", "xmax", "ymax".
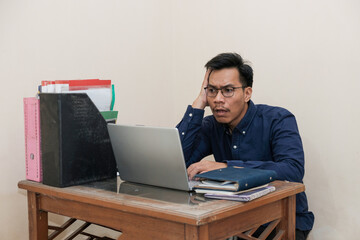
[{"xmin": 193, "ymin": 167, "xmax": 277, "ymax": 202}]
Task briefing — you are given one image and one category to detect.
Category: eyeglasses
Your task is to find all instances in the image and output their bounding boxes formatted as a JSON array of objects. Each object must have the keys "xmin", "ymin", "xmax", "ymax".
[{"xmin": 204, "ymin": 86, "xmax": 246, "ymax": 98}]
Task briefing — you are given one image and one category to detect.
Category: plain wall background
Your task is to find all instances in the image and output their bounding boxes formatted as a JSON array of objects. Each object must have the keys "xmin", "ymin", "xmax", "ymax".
[{"xmin": 1, "ymin": 0, "xmax": 359, "ymax": 239}]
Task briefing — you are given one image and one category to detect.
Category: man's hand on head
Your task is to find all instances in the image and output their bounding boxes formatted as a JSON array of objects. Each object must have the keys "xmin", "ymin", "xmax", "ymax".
[
  {"xmin": 192, "ymin": 69, "xmax": 211, "ymax": 110},
  {"xmin": 187, "ymin": 159, "xmax": 227, "ymax": 180}
]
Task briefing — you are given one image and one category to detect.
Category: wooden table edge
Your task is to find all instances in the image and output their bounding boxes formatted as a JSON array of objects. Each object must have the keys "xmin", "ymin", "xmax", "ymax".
[{"xmin": 18, "ymin": 180, "xmax": 304, "ymax": 226}]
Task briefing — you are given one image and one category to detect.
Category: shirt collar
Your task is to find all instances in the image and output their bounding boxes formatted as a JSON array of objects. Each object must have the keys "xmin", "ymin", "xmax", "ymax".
[{"xmin": 222, "ymin": 100, "xmax": 257, "ymax": 134}]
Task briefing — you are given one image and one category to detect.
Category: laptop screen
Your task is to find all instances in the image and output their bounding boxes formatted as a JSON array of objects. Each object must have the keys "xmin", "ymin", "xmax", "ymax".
[{"xmin": 107, "ymin": 124, "xmax": 192, "ymax": 191}]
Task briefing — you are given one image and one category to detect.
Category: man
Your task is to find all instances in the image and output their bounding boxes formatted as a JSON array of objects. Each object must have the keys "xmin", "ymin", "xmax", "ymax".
[{"xmin": 176, "ymin": 53, "xmax": 314, "ymax": 239}]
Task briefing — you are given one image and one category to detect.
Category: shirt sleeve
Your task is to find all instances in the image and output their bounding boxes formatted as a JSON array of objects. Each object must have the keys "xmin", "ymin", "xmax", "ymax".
[
  {"xmin": 227, "ymin": 114, "xmax": 305, "ymax": 183},
  {"xmin": 176, "ymin": 105, "xmax": 212, "ymax": 167}
]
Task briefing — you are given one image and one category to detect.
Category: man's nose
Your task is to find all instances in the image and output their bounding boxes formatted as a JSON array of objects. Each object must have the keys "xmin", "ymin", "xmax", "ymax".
[{"xmin": 214, "ymin": 90, "xmax": 225, "ymax": 102}]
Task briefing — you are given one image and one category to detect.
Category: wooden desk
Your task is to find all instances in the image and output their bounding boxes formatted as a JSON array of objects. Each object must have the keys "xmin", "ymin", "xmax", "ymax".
[{"xmin": 18, "ymin": 179, "xmax": 304, "ymax": 240}]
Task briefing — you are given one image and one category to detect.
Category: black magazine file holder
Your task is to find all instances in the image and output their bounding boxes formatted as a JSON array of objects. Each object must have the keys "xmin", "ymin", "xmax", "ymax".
[{"xmin": 40, "ymin": 93, "xmax": 117, "ymax": 187}]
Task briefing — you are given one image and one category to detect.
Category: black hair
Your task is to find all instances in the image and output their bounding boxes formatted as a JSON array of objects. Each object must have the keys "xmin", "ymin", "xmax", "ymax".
[{"xmin": 205, "ymin": 52, "xmax": 253, "ymax": 87}]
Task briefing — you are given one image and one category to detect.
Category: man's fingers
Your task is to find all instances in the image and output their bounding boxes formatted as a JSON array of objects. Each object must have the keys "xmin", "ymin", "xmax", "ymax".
[
  {"xmin": 204, "ymin": 68, "xmax": 211, "ymax": 82},
  {"xmin": 187, "ymin": 160, "xmax": 209, "ymax": 179},
  {"xmin": 187, "ymin": 160, "xmax": 228, "ymax": 179},
  {"xmin": 187, "ymin": 162, "xmax": 202, "ymax": 180}
]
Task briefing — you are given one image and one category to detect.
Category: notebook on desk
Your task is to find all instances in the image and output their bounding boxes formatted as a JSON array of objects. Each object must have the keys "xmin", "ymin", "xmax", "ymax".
[{"xmin": 107, "ymin": 124, "xmax": 198, "ymax": 191}]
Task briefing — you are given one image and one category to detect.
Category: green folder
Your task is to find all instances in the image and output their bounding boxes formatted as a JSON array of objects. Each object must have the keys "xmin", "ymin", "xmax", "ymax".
[{"xmin": 100, "ymin": 111, "xmax": 118, "ymax": 124}]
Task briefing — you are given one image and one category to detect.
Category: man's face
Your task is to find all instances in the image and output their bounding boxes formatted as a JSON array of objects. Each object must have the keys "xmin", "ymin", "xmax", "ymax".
[{"xmin": 207, "ymin": 67, "xmax": 252, "ymax": 130}]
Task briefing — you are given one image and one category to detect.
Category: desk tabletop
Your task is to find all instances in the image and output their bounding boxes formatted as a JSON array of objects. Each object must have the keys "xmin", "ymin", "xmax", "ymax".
[{"xmin": 18, "ymin": 179, "xmax": 304, "ymax": 226}]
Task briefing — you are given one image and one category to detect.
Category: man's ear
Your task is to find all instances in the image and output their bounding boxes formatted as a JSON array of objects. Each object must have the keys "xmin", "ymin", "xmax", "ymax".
[{"xmin": 244, "ymin": 87, "xmax": 252, "ymax": 102}]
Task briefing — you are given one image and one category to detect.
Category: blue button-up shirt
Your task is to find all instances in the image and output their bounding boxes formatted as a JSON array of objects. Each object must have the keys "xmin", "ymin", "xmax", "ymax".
[{"xmin": 176, "ymin": 100, "xmax": 314, "ymax": 231}]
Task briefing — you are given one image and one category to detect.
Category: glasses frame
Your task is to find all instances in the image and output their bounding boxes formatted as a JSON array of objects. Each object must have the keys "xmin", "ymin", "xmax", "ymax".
[{"xmin": 204, "ymin": 86, "xmax": 247, "ymax": 98}]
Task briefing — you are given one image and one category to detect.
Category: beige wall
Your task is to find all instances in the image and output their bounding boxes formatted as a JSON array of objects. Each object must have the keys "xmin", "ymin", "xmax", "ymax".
[{"xmin": 1, "ymin": 0, "xmax": 359, "ymax": 239}]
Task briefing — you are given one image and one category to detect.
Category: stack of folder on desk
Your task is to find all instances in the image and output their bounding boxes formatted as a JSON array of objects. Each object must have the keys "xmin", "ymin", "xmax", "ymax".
[
  {"xmin": 193, "ymin": 167, "xmax": 277, "ymax": 202},
  {"xmin": 40, "ymin": 79, "xmax": 118, "ymax": 122}
]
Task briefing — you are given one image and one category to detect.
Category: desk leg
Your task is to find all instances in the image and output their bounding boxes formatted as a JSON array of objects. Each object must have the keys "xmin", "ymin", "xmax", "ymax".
[
  {"xmin": 278, "ymin": 195, "xmax": 296, "ymax": 240},
  {"xmin": 28, "ymin": 191, "xmax": 48, "ymax": 240}
]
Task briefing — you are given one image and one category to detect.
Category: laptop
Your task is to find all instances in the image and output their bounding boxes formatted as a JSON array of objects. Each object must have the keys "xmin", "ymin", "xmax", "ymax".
[{"xmin": 107, "ymin": 124, "xmax": 198, "ymax": 191}]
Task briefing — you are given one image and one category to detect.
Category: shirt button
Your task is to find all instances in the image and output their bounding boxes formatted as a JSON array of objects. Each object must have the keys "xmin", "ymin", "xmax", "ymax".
[
  {"xmin": 181, "ymin": 132, "xmax": 185, "ymax": 135},
  {"xmin": 233, "ymin": 145, "xmax": 237, "ymax": 149},
  {"xmin": 189, "ymin": 113, "xmax": 193, "ymax": 117},
  {"xmin": 242, "ymin": 131, "xmax": 246, "ymax": 135}
]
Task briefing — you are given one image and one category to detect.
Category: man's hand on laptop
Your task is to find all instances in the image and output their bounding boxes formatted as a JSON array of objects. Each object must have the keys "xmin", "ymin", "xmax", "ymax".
[{"xmin": 187, "ymin": 160, "xmax": 227, "ymax": 180}]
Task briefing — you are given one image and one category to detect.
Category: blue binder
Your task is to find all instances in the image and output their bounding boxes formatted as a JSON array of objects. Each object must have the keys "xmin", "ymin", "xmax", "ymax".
[{"xmin": 194, "ymin": 167, "xmax": 277, "ymax": 191}]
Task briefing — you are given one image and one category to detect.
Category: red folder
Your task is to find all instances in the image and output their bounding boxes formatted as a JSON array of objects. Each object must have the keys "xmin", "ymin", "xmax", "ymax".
[{"xmin": 23, "ymin": 97, "xmax": 42, "ymax": 182}]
